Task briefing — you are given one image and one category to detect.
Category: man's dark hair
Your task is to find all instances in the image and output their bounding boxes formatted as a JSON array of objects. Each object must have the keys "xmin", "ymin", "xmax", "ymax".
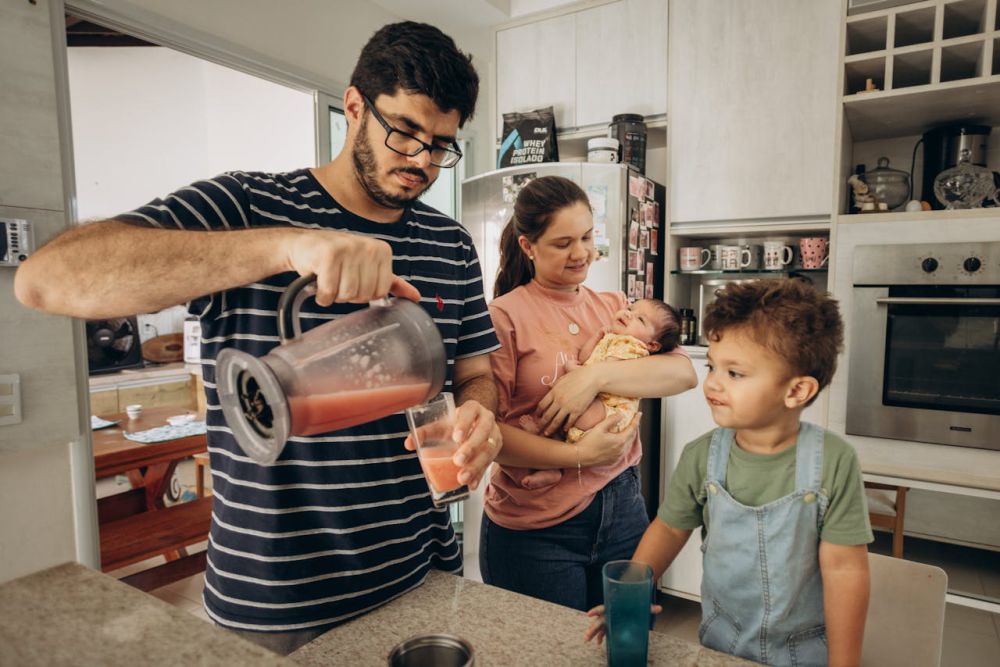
[{"xmin": 351, "ymin": 21, "xmax": 479, "ymax": 127}]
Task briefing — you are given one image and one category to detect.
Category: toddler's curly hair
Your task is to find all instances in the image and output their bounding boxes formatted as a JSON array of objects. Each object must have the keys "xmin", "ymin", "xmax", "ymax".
[{"xmin": 703, "ymin": 279, "xmax": 844, "ymax": 401}]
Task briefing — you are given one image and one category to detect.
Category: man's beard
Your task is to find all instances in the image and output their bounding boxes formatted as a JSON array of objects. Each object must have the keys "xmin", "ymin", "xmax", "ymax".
[{"xmin": 352, "ymin": 114, "xmax": 431, "ymax": 210}]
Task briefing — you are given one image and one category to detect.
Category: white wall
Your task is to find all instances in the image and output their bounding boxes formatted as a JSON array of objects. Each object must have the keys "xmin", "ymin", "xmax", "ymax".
[
  {"xmin": 69, "ymin": 47, "xmax": 314, "ymax": 222},
  {"xmin": 101, "ymin": 0, "xmax": 496, "ymax": 178},
  {"xmin": 1, "ymin": 0, "xmax": 87, "ymax": 583}
]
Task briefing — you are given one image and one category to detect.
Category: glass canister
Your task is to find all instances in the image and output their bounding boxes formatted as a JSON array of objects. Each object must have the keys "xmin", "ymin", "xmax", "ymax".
[
  {"xmin": 609, "ymin": 114, "xmax": 646, "ymax": 174},
  {"xmin": 933, "ymin": 148, "xmax": 1000, "ymax": 209},
  {"xmin": 861, "ymin": 156, "xmax": 910, "ymax": 211}
]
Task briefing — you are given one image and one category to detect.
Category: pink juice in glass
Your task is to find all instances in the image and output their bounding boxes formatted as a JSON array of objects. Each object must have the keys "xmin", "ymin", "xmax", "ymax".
[
  {"xmin": 417, "ymin": 440, "xmax": 463, "ymax": 492},
  {"xmin": 287, "ymin": 382, "xmax": 431, "ymax": 435}
]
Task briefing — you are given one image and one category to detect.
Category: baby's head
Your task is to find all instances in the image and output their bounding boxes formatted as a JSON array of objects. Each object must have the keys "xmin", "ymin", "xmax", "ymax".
[
  {"xmin": 703, "ymin": 279, "xmax": 843, "ymax": 408},
  {"xmin": 611, "ymin": 299, "xmax": 681, "ymax": 353}
]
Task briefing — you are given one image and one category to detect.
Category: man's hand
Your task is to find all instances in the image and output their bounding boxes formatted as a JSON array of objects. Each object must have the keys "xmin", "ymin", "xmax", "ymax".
[
  {"xmin": 286, "ymin": 229, "xmax": 420, "ymax": 305},
  {"xmin": 534, "ymin": 364, "xmax": 600, "ymax": 436},
  {"xmin": 405, "ymin": 399, "xmax": 501, "ymax": 491}
]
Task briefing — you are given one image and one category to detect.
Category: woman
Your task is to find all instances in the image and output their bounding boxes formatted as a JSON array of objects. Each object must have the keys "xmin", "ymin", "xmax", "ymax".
[{"xmin": 481, "ymin": 176, "xmax": 697, "ymax": 611}]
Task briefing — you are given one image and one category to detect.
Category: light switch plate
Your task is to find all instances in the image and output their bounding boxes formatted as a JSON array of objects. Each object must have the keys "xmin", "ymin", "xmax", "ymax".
[{"xmin": 0, "ymin": 374, "xmax": 22, "ymax": 425}]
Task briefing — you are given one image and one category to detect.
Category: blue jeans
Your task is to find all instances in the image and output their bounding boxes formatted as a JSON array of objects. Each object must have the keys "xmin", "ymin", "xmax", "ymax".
[{"xmin": 479, "ymin": 467, "xmax": 649, "ymax": 611}]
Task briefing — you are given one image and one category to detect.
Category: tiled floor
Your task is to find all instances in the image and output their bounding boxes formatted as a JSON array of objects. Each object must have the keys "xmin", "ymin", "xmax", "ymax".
[{"xmin": 103, "ymin": 464, "xmax": 999, "ymax": 665}]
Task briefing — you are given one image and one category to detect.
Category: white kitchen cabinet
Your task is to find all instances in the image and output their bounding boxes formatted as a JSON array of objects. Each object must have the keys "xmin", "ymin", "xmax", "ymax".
[
  {"xmin": 496, "ymin": 0, "xmax": 668, "ymax": 135},
  {"xmin": 668, "ymin": 0, "xmax": 840, "ymax": 222},
  {"xmin": 574, "ymin": 0, "xmax": 668, "ymax": 126},
  {"xmin": 495, "ymin": 13, "xmax": 577, "ymax": 133},
  {"xmin": 659, "ymin": 351, "xmax": 711, "ymax": 598}
]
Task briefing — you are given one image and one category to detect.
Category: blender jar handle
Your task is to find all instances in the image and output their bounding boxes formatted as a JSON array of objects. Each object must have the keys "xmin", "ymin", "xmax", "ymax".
[{"xmin": 277, "ymin": 274, "xmax": 392, "ymax": 343}]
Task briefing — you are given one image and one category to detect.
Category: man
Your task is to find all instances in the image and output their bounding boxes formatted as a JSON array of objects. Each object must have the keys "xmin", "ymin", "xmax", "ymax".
[{"xmin": 15, "ymin": 22, "xmax": 501, "ymax": 654}]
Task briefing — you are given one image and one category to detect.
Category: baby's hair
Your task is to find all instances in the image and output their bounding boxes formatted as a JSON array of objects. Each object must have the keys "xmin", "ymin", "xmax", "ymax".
[
  {"xmin": 644, "ymin": 299, "xmax": 681, "ymax": 353},
  {"xmin": 703, "ymin": 279, "xmax": 844, "ymax": 404}
]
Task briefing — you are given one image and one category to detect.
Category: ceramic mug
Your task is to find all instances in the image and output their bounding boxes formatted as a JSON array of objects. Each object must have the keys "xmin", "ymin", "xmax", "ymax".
[
  {"xmin": 799, "ymin": 237, "xmax": 829, "ymax": 269},
  {"xmin": 741, "ymin": 244, "xmax": 763, "ymax": 270},
  {"xmin": 679, "ymin": 246, "xmax": 711, "ymax": 271},
  {"xmin": 763, "ymin": 241, "xmax": 794, "ymax": 270},
  {"xmin": 720, "ymin": 245, "xmax": 751, "ymax": 271},
  {"xmin": 708, "ymin": 244, "xmax": 726, "ymax": 270}
]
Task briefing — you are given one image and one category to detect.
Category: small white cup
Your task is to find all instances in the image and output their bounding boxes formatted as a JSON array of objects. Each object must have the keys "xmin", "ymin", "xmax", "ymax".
[{"xmin": 125, "ymin": 404, "xmax": 143, "ymax": 420}]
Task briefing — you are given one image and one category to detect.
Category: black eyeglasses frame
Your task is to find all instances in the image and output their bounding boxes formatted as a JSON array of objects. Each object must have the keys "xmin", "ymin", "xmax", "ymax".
[{"xmin": 360, "ymin": 94, "xmax": 463, "ymax": 168}]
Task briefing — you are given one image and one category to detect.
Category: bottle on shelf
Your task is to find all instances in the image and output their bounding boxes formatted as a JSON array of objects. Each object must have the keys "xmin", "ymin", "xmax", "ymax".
[{"xmin": 678, "ymin": 308, "xmax": 698, "ymax": 346}]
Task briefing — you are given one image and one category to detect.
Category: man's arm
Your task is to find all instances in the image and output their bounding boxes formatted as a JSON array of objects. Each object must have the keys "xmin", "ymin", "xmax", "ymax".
[
  {"xmin": 820, "ymin": 541, "xmax": 870, "ymax": 667},
  {"xmin": 14, "ymin": 220, "xmax": 419, "ymax": 319}
]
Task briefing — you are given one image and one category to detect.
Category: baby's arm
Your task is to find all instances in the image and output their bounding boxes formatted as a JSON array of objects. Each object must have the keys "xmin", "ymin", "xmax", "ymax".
[
  {"xmin": 819, "ymin": 541, "xmax": 870, "ymax": 667},
  {"xmin": 576, "ymin": 328, "xmax": 608, "ymax": 366}
]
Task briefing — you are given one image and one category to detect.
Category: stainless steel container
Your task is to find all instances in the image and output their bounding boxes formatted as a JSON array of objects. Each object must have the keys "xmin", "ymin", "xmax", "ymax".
[{"xmin": 388, "ymin": 634, "xmax": 474, "ymax": 667}]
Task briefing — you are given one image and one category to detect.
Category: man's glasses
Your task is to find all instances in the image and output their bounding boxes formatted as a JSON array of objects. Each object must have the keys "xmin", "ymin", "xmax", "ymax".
[{"xmin": 361, "ymin": 94, "xmax": 463, "ymax": 168}]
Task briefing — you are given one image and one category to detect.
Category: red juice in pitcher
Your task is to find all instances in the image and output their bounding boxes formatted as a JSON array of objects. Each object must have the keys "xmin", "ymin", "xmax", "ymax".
[{"xmin": 287, "ymin": 382, "xmax": 432, "ymax": 435}]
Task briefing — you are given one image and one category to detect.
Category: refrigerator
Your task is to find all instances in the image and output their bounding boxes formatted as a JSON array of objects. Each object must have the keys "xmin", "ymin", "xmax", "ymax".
[{"xmin": 461, "ymin": 162, "xmax": 666, "ymax": 521}]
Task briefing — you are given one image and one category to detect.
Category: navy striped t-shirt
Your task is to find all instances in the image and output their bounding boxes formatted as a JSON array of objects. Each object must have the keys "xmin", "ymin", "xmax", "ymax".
[{"xmin": 120, "ymin": 168, "xmax": 499, "ymax": 631}]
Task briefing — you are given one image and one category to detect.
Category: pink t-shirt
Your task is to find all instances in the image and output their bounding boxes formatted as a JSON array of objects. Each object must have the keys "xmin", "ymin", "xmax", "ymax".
[{"xmin": 485, "ymin": 280, "xmax": 687, "ymax": 530}]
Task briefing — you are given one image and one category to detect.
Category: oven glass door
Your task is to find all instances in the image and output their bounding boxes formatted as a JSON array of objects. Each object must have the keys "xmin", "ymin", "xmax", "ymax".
[{"xmin": 883, "ymin": 286, "xmax": 1000, "ymax": 415}]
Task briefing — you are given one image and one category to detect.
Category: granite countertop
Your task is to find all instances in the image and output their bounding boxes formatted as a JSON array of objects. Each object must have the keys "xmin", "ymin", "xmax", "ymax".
[
  {"xmin": 0, "ymin": 562, "xmax": 293, "ymax": 666},
  {"xmin": 291, "ymin": 570, "xmax": 755, "ymax": 666}
]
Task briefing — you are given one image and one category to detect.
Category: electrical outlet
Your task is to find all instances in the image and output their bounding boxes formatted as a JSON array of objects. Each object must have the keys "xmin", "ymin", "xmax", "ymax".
[{"xmin": 0, "ymin": 374, "xmax": 22, "ymax": 425}]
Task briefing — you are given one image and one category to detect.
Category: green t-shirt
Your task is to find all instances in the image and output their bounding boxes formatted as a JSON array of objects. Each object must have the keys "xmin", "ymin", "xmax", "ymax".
[{"xmin": 657, "ymin": 427, "xmax": 874, "ymax": 546}]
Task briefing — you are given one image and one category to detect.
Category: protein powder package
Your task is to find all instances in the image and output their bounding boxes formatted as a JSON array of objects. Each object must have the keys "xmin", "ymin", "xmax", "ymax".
[{"xmin": 497, "ymin": 107, "xmax": 559, "ymax": 168}]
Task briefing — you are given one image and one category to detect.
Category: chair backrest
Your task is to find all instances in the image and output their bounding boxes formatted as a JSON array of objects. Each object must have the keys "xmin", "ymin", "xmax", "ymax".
[{"xmin": 862, "ymin": 552, "xmax": 948, "ymax": 667}]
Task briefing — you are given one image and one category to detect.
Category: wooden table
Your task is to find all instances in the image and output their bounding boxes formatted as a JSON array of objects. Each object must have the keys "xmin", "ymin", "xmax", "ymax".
[
  {"xmin": 93, "ymin": 406, "xmax": 212, "ymax": 588},
  {"xmin": 93, "ymin": 406, "xmax": 206, "ymax": 510}
]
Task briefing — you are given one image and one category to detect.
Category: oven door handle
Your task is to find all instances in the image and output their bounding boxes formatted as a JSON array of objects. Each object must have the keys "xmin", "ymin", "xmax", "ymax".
[{"xmin": 875, "ymin": 297, "xmax": 1000, "ymax": 306}]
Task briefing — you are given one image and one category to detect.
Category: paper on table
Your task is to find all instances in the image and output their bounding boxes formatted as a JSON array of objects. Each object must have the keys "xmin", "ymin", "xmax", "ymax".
[
  {"xmin": 123, "ymin": 421, "xmax": 207, "ymax": 444},
  {"xmin": 90, "ymin": 415, "xmax": 121, "ymax": 431}
]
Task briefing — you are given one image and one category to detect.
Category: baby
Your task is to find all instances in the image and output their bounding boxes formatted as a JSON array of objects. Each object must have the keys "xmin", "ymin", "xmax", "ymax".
[{"xmin": 517, "ymin": 298, "xmax": 681, "ymax": 489}]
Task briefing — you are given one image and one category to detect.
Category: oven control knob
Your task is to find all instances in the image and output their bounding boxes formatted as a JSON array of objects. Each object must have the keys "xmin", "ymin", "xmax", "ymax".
[
  {"xmin": 921, "ymin": 257, "xmax": 938, "ymax": 273},
  {"xmin": 963, "ymin": 257, "xmax": 981, "ymax": 273}
]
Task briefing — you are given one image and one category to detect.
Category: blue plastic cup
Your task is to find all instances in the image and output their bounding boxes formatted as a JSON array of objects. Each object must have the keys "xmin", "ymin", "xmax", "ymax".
[{"xmin": 602, "ymin": 560, "xmax": 653, "ymax": 666}]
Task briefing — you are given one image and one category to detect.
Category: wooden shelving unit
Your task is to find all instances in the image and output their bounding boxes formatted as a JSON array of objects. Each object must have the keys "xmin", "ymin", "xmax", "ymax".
[{"xmin": 841, "ymin": 0, "xmax": 1000, "ymax": 141}]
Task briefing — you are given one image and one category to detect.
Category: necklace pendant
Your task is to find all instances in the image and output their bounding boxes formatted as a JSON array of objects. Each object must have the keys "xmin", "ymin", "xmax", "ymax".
[{"xmin": 568, "ymin": 322, "xmax": 580, "ymax": 335}]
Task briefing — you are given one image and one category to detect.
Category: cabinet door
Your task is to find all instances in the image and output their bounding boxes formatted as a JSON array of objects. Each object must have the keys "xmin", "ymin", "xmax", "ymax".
[
  {"xmin": 660, "ymin": 356, "xmax": 711, "ymax": 598},
  {"xmin": 575, "ymin": 0, "xmax": 668, "ymax": 127},
  {"xmin": 496, "ymin": 14, "xmax": 577, "ymax": 133},
  {"xmin": 668, "ymin": 0, "xmax": 840, "ymax": 222}
]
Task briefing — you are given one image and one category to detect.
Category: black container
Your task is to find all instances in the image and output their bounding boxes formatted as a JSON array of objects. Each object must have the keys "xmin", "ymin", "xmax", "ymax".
[
  {"xmin": 921, "ymin": 124, "xmax": 991, "ymax": 209},
  {"xmin": 609, "ymin": 113, "xmax": 647, "ymax": 174},
  {"xmin": 679, "ymin": 308, "xmax": 698, "ymax": 346}
]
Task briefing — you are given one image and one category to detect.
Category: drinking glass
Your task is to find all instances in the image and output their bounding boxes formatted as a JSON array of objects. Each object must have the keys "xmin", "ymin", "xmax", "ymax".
[
  {"xmin": 405, "ymin": 393, "xmax": 469, "ymax": 507},
  {"xmin": 603, "ymin": 560, "xmax": 653, "ymax": 667}
]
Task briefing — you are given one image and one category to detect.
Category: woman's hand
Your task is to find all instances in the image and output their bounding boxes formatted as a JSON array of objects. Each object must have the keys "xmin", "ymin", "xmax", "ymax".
[
  {"xmin": 576, "ymin": 412, "xmax": 638, "ymax": 467},
  {"xmin": 534, "ymin": 364, "xmax": 601, "ymax": 436}
]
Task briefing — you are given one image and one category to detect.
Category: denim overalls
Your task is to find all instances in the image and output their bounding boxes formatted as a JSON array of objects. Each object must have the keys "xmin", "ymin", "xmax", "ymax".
[{"xmin": 699, "ymin": 422, "xmax": 829, "ymax": 667}]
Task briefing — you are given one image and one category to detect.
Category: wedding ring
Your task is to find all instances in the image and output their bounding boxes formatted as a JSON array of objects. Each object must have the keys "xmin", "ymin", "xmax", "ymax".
[{"xmin": 487, "ymin": 436, "xmax": 498, "ymax": 448}]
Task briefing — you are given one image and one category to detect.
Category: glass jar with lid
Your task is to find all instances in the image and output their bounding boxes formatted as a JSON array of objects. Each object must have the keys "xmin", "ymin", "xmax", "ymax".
[{"xmin": 861, "ymin": 156, "xmax": 910, "ymax": 211}]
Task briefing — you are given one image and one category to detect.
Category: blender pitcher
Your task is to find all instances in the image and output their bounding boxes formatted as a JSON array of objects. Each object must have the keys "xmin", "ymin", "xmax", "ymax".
[{"xmin": 217, "ymin": 275, "xmax": 446, "ymax": 464}]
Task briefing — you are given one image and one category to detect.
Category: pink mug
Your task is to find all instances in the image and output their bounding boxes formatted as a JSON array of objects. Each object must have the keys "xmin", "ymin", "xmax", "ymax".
[
  {"xmin": 799, "ymin": 237, "xmax": 829, "ymax": 269},
  {"xmin": 679, "ymin": 246, "xmax": 711, "ymax": 271}
]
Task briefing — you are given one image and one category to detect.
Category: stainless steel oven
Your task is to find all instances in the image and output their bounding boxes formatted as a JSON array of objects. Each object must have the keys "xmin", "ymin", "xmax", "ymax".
[{"xmin": 847, "ymin": 242, "xmax": 1000, "ymax": 451}]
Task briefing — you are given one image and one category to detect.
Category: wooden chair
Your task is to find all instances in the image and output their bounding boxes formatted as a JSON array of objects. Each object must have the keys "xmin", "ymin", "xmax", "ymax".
[
  {"xmin": 862, "ymin": 553, "xmax": 947, "ymax": 667},
  {"xmin": 865, "ymin": 481, "xmax": 908, "ymax": 558},
  {"xmin": 194, "ymin": 452, "xmax": 211, "ymax": 498}
]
